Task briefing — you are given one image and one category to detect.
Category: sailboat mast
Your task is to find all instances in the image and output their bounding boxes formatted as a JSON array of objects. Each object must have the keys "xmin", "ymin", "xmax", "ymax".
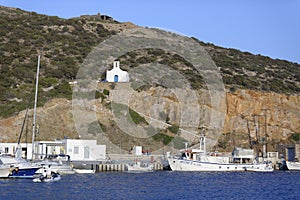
[
  {"xmin": 31, "ymin": 55, "xmax": 40, "ymax": 160},
  {"xmin": 18, "ymin": 96, "xmax": 31, "ymax": 145}
]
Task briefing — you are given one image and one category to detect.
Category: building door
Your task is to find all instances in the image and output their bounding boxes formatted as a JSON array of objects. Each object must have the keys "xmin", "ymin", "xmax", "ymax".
[
  {"xmin": 114, "ymin": 75, "xmax": 119, "ymax": 82},
  {"xmin": 287, "ymin": 147, "xmax": 295, "ymax": 161}
]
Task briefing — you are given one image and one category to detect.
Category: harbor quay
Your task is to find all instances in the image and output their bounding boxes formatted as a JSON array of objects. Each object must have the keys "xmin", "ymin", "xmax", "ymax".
[{"xmin": 1, "ymin": 138, "xmax": 297, "ymax": 172}]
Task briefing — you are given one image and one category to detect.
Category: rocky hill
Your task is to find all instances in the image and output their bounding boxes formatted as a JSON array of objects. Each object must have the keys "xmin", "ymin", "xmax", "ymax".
[{"xmin": 0, "ymin": 6, "xmax": 299, "ymax": 154}]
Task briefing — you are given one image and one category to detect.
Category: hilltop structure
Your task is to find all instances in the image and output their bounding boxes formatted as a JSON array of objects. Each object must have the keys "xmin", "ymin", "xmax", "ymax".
[{"xmin": 79, "ymin": 13, "xmax": 114, "ymax": 21}]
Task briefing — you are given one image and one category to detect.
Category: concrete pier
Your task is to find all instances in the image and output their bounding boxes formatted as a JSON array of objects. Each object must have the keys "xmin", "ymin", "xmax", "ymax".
[
  {"xmin": 71, "ymin": 153, "xmax": 168, "ymax": 172},
  {"xmin": 97, "ymin": 163, "xmax": 126, "ymax": 172},
  {"xmin": 95, "ymin": 162, "xmax": 164, "ymax": 172}
]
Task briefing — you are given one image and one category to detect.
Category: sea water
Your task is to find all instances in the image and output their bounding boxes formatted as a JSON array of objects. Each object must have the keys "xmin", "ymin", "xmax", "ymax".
[{"xmin": 1, "ymin": 171, "xmax": 299, "ymax": 200}]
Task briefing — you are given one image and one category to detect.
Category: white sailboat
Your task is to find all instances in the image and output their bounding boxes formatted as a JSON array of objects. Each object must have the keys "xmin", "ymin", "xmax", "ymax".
[
  {"xmin": 167, "ymin": 134, "xmax": 273, "ymax": 172},
  {"xmin": 30, "ymin": 55, "xmax": 73, "ymax": 175},
  {"xmin": 0, "ymin": 56, "xmax": 43, "ymax": 179}
]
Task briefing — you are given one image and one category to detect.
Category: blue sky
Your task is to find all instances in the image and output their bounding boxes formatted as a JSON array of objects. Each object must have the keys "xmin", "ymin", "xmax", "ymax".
[{"xmin": 0, "ymin": 0, "xmax": 299, "ymax": 64}]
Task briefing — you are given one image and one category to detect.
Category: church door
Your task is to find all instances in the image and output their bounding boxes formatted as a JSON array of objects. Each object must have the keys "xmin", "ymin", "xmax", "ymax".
[{"xmin": 114, "ymin": 75, "xmax": 119, "ymax": 82}]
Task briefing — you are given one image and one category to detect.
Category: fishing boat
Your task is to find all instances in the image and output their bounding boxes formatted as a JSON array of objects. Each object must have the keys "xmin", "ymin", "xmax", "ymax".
[
  {"xmin": 168, "ymin": 134, "xmax": 273, "ymax": 172},
  {"xmin": 286, "ymin": 161, "xmax": 300, "ymax": 170}
]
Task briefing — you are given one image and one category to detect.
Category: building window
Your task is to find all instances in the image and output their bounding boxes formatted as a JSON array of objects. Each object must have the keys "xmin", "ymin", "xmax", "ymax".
[
  {"xmin": 5, "ymin": 147, "xmax": 9, "ymax": 153},
  {"xmin": 84, "ymin": 147, "xmax": 89, "ymax": 159},
  {"xmin": 74, "ymin": 146, "xmax": 79, "ymax": 154},
  {"xmin": 51, "ymin": 147, "xmax": 56, "ymax": 155}
]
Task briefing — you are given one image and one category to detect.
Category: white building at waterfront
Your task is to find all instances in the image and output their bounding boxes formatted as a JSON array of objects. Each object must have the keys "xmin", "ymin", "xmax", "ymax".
[
  {"xmin": 106, "ymin": 61, "xmax": 129, "ymax": 82},
  {"xmin": 0, "ymin": 139, "xmax": 106, "ymax": 162},
  {"xmin": 0, "ymin": 142, "xmax": 33, "ymax": 158},
  {"xmin": 64, "ymin": 139, "xmax": 106, "ymax": 161}
]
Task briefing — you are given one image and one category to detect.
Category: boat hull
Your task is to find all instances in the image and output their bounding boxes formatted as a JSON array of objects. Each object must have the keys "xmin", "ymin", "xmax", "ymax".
[
  {"xmin": 9, "ymin": 166, "xmax": 41, "ymax": 178},
  {"xmin": 0, "ymin": 167, "xmax": 11, "ymax": 178}
]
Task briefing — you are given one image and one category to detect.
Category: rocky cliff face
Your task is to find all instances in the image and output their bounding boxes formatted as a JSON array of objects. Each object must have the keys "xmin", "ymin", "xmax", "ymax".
[
  {"xmin": 0, "ymin": 88, "xmax": 299, "ymax": 153},
  {"xmin": 0, "ymin": 98, "xmax": 77, "ymax": 143},
  {"xmin": 223, "ymin": 89, "xmax": 300, "ymax": 151}
]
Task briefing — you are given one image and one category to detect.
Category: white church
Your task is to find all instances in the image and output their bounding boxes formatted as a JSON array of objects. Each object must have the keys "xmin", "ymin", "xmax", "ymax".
[{"xmin": 106, "ymin": 61, "xmax": 129, "ymax": 82}]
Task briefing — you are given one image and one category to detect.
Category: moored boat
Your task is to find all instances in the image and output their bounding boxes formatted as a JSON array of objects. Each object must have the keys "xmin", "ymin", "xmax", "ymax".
[
  {"xmin": 35, "ymin": 160, "xmax": 74, "ymax": 175},
  {"xmin": 0, "ymin": 155, "xmax": 42, "ymax": 178},
  {"xmin": 9, "ymin": 165, "xmax": 42, "ymax": 178},
  {"xmin": 33, "ymin": 172, "xmax": 61, "ymax": 182},
  {"xmin": 168, "ymin": 134, "xmax": 273, "ymax": 172},
  {"xmin": 74, "ymin": 169, "xmax": 95, "ymax": 174},
  {"xmin": 243, "ymin": 161, "xmax": 273, "ymax": 172},
  {"xmin": 33, "ymin": 174, "xmax": 61, "ymax": 182},
  {"xmin": 286, "ymin": 161, "xmax": 300, "ymax": 170},
  {"xmin": 33, "ymin": 165, "xmax": 61, "ymax": 182},
  {"xmin": 0, "ymin": 56, "xmax": 42, "ymax": 179},
  {"xmin": 126, "ymin": 161, "xmax": 154, "ymax": 172}
]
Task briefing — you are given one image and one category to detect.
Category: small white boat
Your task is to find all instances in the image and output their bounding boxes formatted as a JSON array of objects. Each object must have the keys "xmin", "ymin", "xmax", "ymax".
[
  {"xmin": 33, "ymin": 165, "xmax": 61, "ymax": 182},
  {"xmin": 286, "ymin": 161, "xmax": 300, "ymax": 170},
  {"xmin": 33, "ymin": 173, "xmax": 61, "ymax": 183},
  {"xmin": 74, "ymin": 169, "xmax": 95, "ymax": 174},
  {"xmin": 126, "ymin": 161, "xmax": 153, "ymax": 172}
]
